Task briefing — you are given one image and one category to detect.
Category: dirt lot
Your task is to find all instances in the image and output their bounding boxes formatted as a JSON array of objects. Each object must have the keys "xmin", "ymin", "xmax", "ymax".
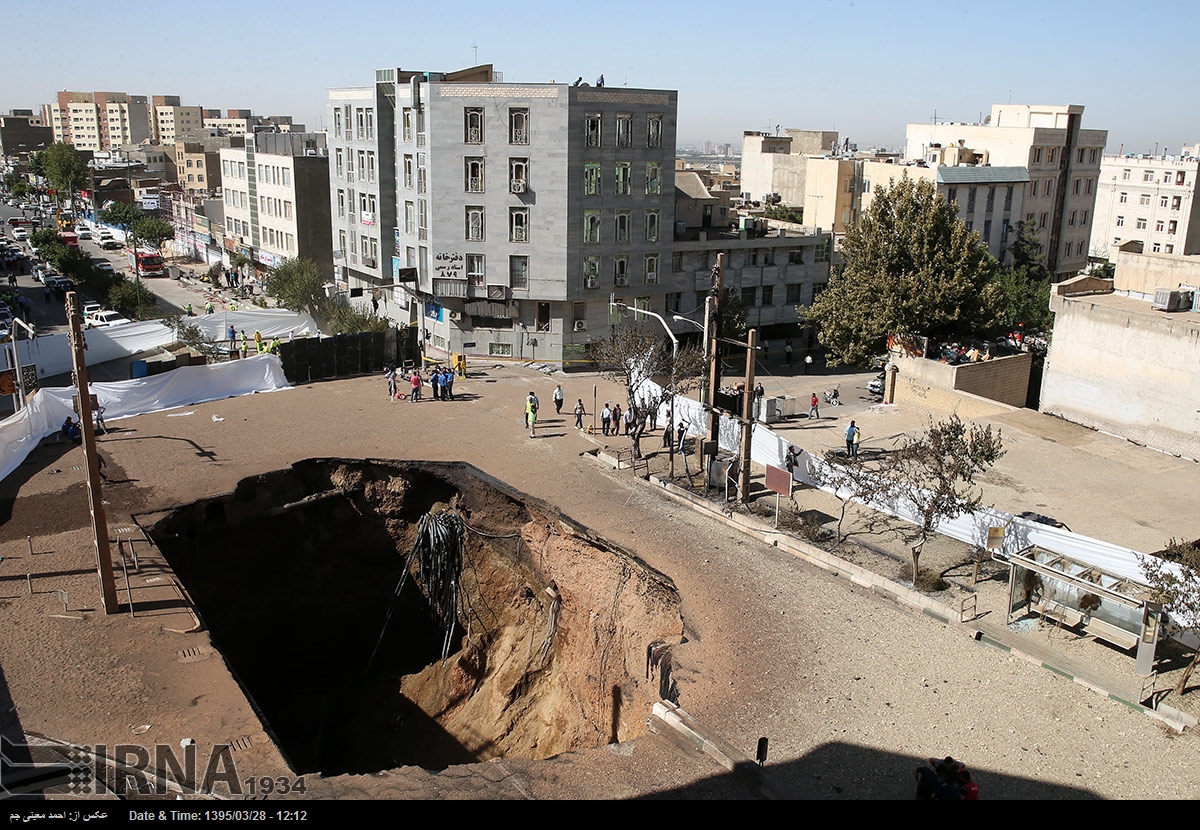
[{"xmin": 2, "ymin": 362, "xmax": 1199, "ymax": 800}]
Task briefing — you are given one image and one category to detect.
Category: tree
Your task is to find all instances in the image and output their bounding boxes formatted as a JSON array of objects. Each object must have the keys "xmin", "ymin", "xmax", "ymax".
[
  {"xmin": 1138, "ymin": 540, "xmax": 1200, "ymax": 697},
  {"xmin": 991, "ymin": 264, "xmax": 1054, "ymax": 334},
  {"xmin": 108, "ymin": 277, "xmax": 157, "ymax": 320},
  {"xmin": 160, "ymin": 313, "xmax": 224, "ymax": 360},
  {"xmin": 205, "ymin": 263, "xmax": 223, "ymax": 287},
  {"xmin": 1089, "ymin": 262, "xmax": 1115, "ymax": 280},
  {"xmin": 41, "ymin": 142, "xmax": 88, "ymax": 205},
  {"xmin": 30, "ymin": 228, "xmax": 61, "ymax": 250},
  {"xmin": 807, "ymin": 450, "xmax": 901, "ymax": 544},
  {"xmin": 887, "ymin": 415, "xmax": 1004, "ymax": 584},
  {"xmin": 803, "ymin": 177, "xmax": 1001, "ymax": 367},
  {"xmin": 589, "ymin": 323, "xmax": 704, "ymax": 461},
  {"xmin": 1007, "ymin": 219, "xmax": 1050, "ymax": 283},
  {"xmin": 132, "ymin": 216, "xmax": 174, "ymax": 253},
  {"xmin": 99, "ymin": 202, "xmax": 143, "ymax": 231},
  {"xmin": 268, "ymin": 258, "xmax": 327, "ymax": 318},
  {"xmin": 329, "ymin": 303, "xmax": 389, "ymax": 335}
]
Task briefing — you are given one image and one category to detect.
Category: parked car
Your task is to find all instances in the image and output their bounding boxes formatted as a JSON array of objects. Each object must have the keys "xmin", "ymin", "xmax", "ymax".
[
  {"xmin": 100, "ymin": 238, "xmax": 121, "ymax": 250},
  {"xmin": 92, "ymin": 259, "xmax": 115, "ymax": 274},
  {"xmin": 82, "ymin": 301, "xmax": 103, "ymax": 318},
  {"xmin": 85, "ymin": 310, "xmax": 131, "ymax": 328},
  {"xmin": 11, "ymin": 228, "xmax": 28, "ymax": 241},
  {"xmin": 74, "ymin": 226, "xmax": 92, "ymax": 240}
]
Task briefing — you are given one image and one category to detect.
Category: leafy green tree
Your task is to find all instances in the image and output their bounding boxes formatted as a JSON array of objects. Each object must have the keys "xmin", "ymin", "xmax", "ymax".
[
  {"xmin": 29, "ymin": 152, "xmax": 46, "ymax": 180},
  {"xmin": 99, "ymin": 202, "xmax": 143, "ymax": 231},
  {"xmin": 108, "ymin": 277, "xmax": 157, "ymax": 320},
  {"xmin": 992, "ymin": 265, "xmax": 1053, "ymax": 333},
  {"xmin": 803, "ymin": 177, "xmax": 1000, "ymax": 367},
  {"xmin": 329, "ymin": 303, "xmax": 389, "ymax": 335},
  {"xmin": 160, "ymin": 313, "xmax": 224, "ymax": 360},
  {"xmin": 268, "ymin": 258, "xmax": 327, "ymax": 318},
  {"xmin": 30, "ymin": 228, "xmax": 61, "ymax": 249},
  {"xmin": 1138, "ymin": 540, "xmax": 1200, "ymax": 697},
  {"xmin": 132, "ymin": 216, "xmax": 173, "ymax": 252},
  {"xmin": 205, "ymin": 263, "xmax": 224, "ymax": 287},
  {"xmin": 41, "ymin": 142, "xmax": 89, "ymax": 205},
  {"xmin": 1007, "ymin": 219, "xmax": 1049, "ymax": 282},
  {"xmin": 1090, "ymin": 262, "xmax": 1115, "ymax": 280}
]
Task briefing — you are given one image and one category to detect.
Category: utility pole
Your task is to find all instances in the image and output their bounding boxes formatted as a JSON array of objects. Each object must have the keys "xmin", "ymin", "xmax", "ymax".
[
  {"xmin": 739, "ymin": 328, "xmax": 757, "ymax": 504},
  {"xmin": 706, "ymin": 253, "xmax": 724, "ymax": 471},
  {"xmin": 65, "ymin": 292, "xmax": 119, "ymax": 614}
]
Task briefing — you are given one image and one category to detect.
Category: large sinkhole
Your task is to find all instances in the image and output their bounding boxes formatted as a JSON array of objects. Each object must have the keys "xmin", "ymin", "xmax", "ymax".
[{"xmin": 146, "ymin": 459, "xmax": 683, "ymax": 777}]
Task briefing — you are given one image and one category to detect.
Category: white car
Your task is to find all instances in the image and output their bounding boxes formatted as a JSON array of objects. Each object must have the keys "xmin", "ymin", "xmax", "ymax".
[
  {"xmin": 93, "ymin": 259, "xmax": 115, "ymax": 274},
  {"xmin": 86, "ymin": 310, "xmax": 132, "ymax": 328},
  {"xmin": 75, "ymin": 227, "xmax": 92, "ymax": 240},
  {"xmin": 11, "ymin": 228, "xmax": 28, "ymax": 241},
  {"xmin": 82, "ymin": 301, "xmax": 104, "ymax": 318}
]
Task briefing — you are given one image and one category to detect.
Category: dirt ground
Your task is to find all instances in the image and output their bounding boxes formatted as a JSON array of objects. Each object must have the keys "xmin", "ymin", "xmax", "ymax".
[{"xmin": 2, "ymin": 360, "xmax": 1199, "ymax": 800}]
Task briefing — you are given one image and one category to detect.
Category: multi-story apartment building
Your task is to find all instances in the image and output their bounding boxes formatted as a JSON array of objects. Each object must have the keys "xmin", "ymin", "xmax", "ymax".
[
  {"xmin": 49, "ymin": 91, "xmax": 152, "ymax": 152},
  {"xmin": 1089, "ymin": 148, "xmax": 1200, "ymax": 261},
  {"xmin": 329, "ymin": 65, "xmax": 678, "ymax": 363},
  {"xmin": 905, "ymin": 104, "xmax": 1107, "ymax": 279},
  {"xmin": 220, "ymin": 133, "xmax": 333, "ymax": 279},
  {"xmin": 0, "ymin": 113, "xmax": 53, "ymax": 159},
  {"xmin": 151, "ymin": 96, "xmax": 205, "ymax": 144},
  {"xmin": 172, "ymin": 140, "xmax": 223, "ymax": 195}
]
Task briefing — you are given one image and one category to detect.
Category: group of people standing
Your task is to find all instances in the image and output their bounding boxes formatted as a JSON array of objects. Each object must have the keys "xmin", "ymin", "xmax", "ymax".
[{"xmin": 384, "ymin": 361, "xmax": 457, "ymax": 403}]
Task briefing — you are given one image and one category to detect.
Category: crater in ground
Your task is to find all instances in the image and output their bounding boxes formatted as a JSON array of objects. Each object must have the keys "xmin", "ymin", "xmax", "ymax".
[{"xmin": 145, "ymin": 459, "xmax": 682, "ymax": 776}]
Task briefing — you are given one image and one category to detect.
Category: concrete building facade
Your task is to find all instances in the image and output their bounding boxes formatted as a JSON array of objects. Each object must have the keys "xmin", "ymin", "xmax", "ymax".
[
  {"xmin": 0, "ymin": 114, "xmax": 53, "ymax": 159},
  {"xmin": 220, "ymin": 133, "xmax": 333, "ymax": 280},
  {"xmin": 152, "ymin": 95, "xmax": 205, "ymax": 145},
  {"xmin": 740, "ymin": 129, "xmax": 838, "ymax": 205},
  {"xmin": 51, "ymin": 91, "xmax": 152, "ymax": 152},
  {"xmin": 1089, "ymin": 149, "xmax": 1200, "ymax": 262},
  {"xmin": 905, "ymin": 104, "xmax": 1107, "ymax": 279},
  {"xmin": 1040, "ymin": 251, "xmax": 1200, "ymax": 460}
]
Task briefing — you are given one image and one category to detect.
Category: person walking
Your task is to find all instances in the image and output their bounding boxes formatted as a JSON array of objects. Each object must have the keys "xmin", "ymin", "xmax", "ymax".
[
  {"xmin": 384, "ymin": 361, "xmax": 397, "ymax": 401},
  {"xmin": 804, "ymin": 354, "xmax": 813, "ymax": 374},
  {"xmin": 852, "ymin": 422, "xmax": 861, "ymax": 460},
  {"xmin": 845, "ymin": 420, "xmax": 859, "ymax": 460},
  {"xmin": 611, "ymin": 403, "xmax": 622, "ymax": 437},
  {"xmin": 623, "ymin": 406, "xmax": 635, "ymax": 435},
  {"xmin": 574, "ymin": 399, "xmax": 585, "ymax": 429},
  {"xmin": 601, "ymin": 402, "xmax": 612, "ymax": 437},
  {"xmin": 809, "ymin": 392, "xmax": 820, "ymax": 420},
  {"xmin": 526, "ymin": 391, "xmax": 539, "ymax": 438},
  {"xmin": 410, "ymin": 370, "xmax": 421, "ymax": 402},
  {"xmin": 785, "ymin": 340, "xmax": 793, "ymax": 366},
  {"xmin": 553, "ymin": 384, "xmax": 564, "ymax": 415},
  {"xmin": 663, "ymin": 421, "xmax": 675, "ymax": 452}
]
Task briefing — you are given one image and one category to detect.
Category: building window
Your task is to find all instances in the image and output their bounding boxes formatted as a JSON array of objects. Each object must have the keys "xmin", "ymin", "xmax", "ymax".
[
  {"xmin": 1122, "ymin": 168, "xmax": 1130, "ymax": 180},
  {"xmin": 466, "ymin": 206, "xmax": 485, "ymax": 241},
  {"xmin": 665, "ymin": 292, "xmax": 681, "ymax": 314},
  {"xmin": 583, "ymin": 256, "xmax": 600, "ymax": 288},
  {"xmin": 1163, "ymin": 172, "xmax": 1173, "ymax": 184},
  {"xmin": 1001, "ymin": 219, "xmax": 1010, "ymax": 242},
  {"xmin": 1143, "ymin": 170, "xmax": 1154, "ymax": 182},
  {"xmin": 983, "ymin": 220, "xmax": 992, "ymax": 241},
  {"xmin": 615, "ymin": 162, "xmax": 631, "ymax": 195},
  {"xmin": 404, "ymin": 201, "xmax": 415, "ymax": 234},
  {"xmin": 510, "ymin": 158, "xmax": 528, "ymax": 193},
  {"xmin": 1090, "ymin": 148, "xmax": 1098, "ymax": 164},
  {"xmin": 466, "ymin": 254, "xmax": 485, "ymax": 285},
  {"xmin": 614, "ymin": 255, "xmax": 629, "ymax": 286},
  {"xmin": 1044, "ymin": 179, "xmax": 1053, "ymax": 197},
  {"xmin": 1085, "ymin": 178, "xmax": 1092, "ymax": 195},
  {"xmin": 509, "ymin": 108, "xmax": 529, "ymax": 144},
  {"xmin": 404, "ymin": 155, "xmax": 414, "ymax": 189},
  {"xmin": 333, "ymin": 108, "xmax": 341, "ymax": 137},
  {"xmin": 814, "ymin": 238, "xmax": 829, "ymax": 262},
  {"xmin": 786, "ymin": 284, "xmax": 802, "ymax": 304},
  {"xmin": 1139, "ymin": 194, "xmax": 1151, "ymax": 206},
  {"xmin": 1081, "ymin": 210, "xmax": 1089, "ymax": 226},
  {"xmin": 338, "ymin": 229, "xmax": 346, "ymax": 253},
  {"xmin": 403, "ymin": 108, "xmax": 413, "ymax": 142},
  {"xmin": 672, "ymin": 251, "xmax": 684, "ymax": 272},
  {"xmin": 788, "ymin": 248, "xmax": 804, "ymax": 265},
  {"xmin": 1077, "ymin": 148, "xmax": 1085, "ymax": 164},
  {"xmin": 1136, "ymin": 217, "xmax": 1147, "ymax": 230},
  {"xmin": 1072, "ymin": 179, "xmax": 1081, "ymax": 196},
  {"xmin": 616, "ymin": 114, "xmax": 632, "ymax": 148},
  {"xmin": 335, "ymin": 149, "xmax": 343, "ymax": 177},
  {"xmin": 1004, "ymin": 186, "xmax": 1013, "ymax": 211},
  {"xmin": 365, "ymin": 108, "xmax": 374, "ymax": 139},
  {"xmin": 284, "ymin": 201, "xmax": 292, "ymax": 220},
  {"xmin": 1152, "ymin": 242, "xmax": 1162, "ymax": 253},
  {"xmin": 644, "ymin": 253, "xmax": 659, "ymax": 284},
  {"xmin": 1068, "ymin": 211, "xmax": 1076, "ymax": 227},
  {"xmin": 366, "ymin": 152, "xmax": 375, "ymax": 182},
  {"xmin": 1116, "ymin": 215, "xmax": 1125, "ymax": 227},
  {"xmin": 1159, "ymin": 195, "xmax": 1169, "ymax": 208},
  {"xmin": 584, "ymin": 210, "xmax": 601, "ymax": 243},
  {"xmin": 648, "ymin": 114, "xmax": 663, "ymax": 148},
  {"xmin": 986, "ymin": 187, "xmax": 995, "ymax": 211},
  {"xmin": 947, "ymin": 187, "xmax": 957, "ymax": 204},
  {"xmin": 1048, "ymin": 148, "xmax": 1057, "ymax": 164},
  {"xmin": 1039, "ymin": 212, "xmax": 1048, "ymax": 229},
  {"xmin": 1166, "ymin": 244, "xmax": 1174, "ymax": 254},
  {"xmin": 645, "ymin": 209, "xmax": 659, "ymax": 242},
  {"xmin": 1032, "ymin": 147, "xmax": 1042, "ymax": 164},
  {"xmin": 585, "ymin": 112, "xmax": 601, "ymax": 147},
  {"xmin": 1177, "ymin": 171, "xmax": 1186, "ymax": 185},
  {"xmin": 584, "ymin": 163, "xmax": 601, "ymax": 196},
  {"xmin": 464, "ymin": 108, "xmax": 483, "ymax": 143},
  {"xmin": 615, "ymin": 210, "xmax": 630, "ymax": 243},
  {"xmin": 1119, "ymin": 192, "xmax": 1127, "ymax": 204},
  {"xmin": 762, "ymin": 285, "xmax": 774, "ymax": 306},
  {"xmin": 356, "ymin": 108, "xmax": 365, "ymax": 139},
  {"xmin": 1156, "ymin": 220, "xmax": 1165, "ymax": 232},
  {"xmin": 1169, "ymin": 220, "xmax": 1178, "ymax": 234},
  {"xmin": 510, "ymin": 208, "xmax": 529, "ymax": 242},
  {"xmin": 510, "ymin": 256, "xmax": 529, "ymax": 288},
  {"xmin": 741, "ymin": 287, "xmax": 757, "ymax": 306},
  {"xmin": 646, "ymin": 162, "xmax": 661, "ymax": 195},
  {"xmin": 465, "ymin": 158, "xmax": 484, "ymax": 192}
]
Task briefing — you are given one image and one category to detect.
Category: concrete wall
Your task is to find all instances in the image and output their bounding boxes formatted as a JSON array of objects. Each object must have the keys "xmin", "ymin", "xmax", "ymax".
[
  {"xmin": 1041, "ymin": 293, "xmax": 1200, "ymax": 459},
  {"xmin": 890, "ymin": 351, "xmax": 1031, "ymax": 413},
  {"xmin": 1114, "ymin": 249, "xmax": 1200, "ymax": 299}
]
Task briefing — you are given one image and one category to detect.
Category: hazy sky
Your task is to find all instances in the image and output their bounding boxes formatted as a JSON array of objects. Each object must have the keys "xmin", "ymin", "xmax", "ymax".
[{"xmin": 3, "ymin": 0, "xmax": 1196, "ymax": 156}]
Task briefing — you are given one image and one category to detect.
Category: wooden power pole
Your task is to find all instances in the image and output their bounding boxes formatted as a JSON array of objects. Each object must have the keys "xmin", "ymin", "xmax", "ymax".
[{"xmin": 65, "ymin": 292, "xmax": 119, "ymax": 614}]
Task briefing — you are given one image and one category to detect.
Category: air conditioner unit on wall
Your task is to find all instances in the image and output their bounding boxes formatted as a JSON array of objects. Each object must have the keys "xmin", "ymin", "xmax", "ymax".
[
  {"xmin": 574, "ymin": 320, "xmax": 587, "ymax": 331},
  {"xmin": 584, "ymin": 275, "xmax": 598, "ymax": 289},
  {"xmin": 448, "ymin": 310, "xmax": 462, "ymax": 321}
]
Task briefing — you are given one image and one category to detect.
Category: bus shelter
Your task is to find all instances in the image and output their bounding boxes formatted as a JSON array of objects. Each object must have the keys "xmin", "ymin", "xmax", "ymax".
[{"xmin": 1001, "ymin": 546, "xmax": 1163, "ymax": 675}]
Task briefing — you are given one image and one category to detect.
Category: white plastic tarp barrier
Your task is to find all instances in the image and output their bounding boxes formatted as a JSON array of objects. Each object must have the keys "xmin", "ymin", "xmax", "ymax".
[
  {"xmin": 8, "ymin": 309, "xmax": 318, "ymax": 381},
  {"xmin": 0, "ymin": 354, "xmax": 290, "ymax": 482}
]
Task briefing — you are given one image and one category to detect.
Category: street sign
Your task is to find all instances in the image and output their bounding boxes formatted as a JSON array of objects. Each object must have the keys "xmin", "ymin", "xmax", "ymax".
[
  {"xmin": 765, "ymin": 465, "xmax": 791, "ymax": 496},
  {"xmin": 462, "ymin": 342, "xmax": 476, "ymax": 348}
]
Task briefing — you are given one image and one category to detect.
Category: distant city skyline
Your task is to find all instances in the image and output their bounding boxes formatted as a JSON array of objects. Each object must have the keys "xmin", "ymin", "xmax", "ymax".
[{"xmin": 4, "ymin": 0, "xmax": 1196, "ymax": 157}]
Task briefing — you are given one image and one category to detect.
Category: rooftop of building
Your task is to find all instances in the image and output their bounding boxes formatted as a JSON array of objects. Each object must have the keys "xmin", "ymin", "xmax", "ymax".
[{"xmin": 936, "ymin": 165, "xmax": 1030, "ymax": 184}]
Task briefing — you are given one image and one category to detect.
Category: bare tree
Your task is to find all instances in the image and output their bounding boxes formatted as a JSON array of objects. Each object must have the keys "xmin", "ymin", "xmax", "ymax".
[
  {"xmin": 807, "ymin": 450, "xmax": 902, "ymax": 543},
  {"xmin": 888, "ymin": 415, "xmax": 1004, "ymax": 583},
  {"xmin": 589, "ymin": 324, "xmax": 704, "ymax": 460},
  {"xmin": 1138, "ymin": 539, "xmax": 1200, "ymax": 697}
]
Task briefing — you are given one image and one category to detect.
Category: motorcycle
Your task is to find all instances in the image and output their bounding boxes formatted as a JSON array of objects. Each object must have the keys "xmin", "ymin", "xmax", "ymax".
[{"xmin": 823, "ymin": 388, "xmax": 841, "ymax": 406}]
